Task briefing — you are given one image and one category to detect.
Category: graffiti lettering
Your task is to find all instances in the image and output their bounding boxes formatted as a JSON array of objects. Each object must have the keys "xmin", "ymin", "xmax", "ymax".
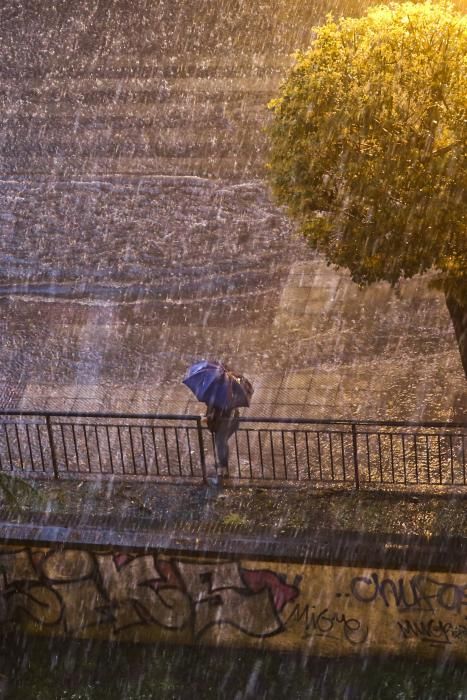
[
  {"xmin": 96, "ymin": 554, "xmax": 191, "ymax": 633},
  {"xmin": 351, "ymin": 573, "xmax": 467, "ymax": 614},
  {"xmin": 285, "ymin": 604, "xmax": 368, "ymax": 646},
  {"xmin": 4, "ymin": 583, "xmax": 63, "ymax": 627},
  {"xmin": 0, "ymin": 548, "xmax": 300, "ymax": 641},
  {"xmin": 2, "ymin": 545, "xmax": 467, "ymax": 659},
  {"xmin": 175, "ymin": 561, "xmax": 299, "ymax": 639},
  {"xmin": 397, "ymin": 619, "xmax": 467, "ymax": 646}
]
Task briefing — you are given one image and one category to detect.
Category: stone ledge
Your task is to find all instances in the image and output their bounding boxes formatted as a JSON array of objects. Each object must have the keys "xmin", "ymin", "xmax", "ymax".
[{"xmin": 1, "ymin": 515, "xmax": 465, "ymax": 573}]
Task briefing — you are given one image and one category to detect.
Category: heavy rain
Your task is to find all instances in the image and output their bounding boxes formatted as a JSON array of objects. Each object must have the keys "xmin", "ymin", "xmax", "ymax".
[{"xmin": 0, "ymin": 1, "xmax": 466, "ymax": 698}]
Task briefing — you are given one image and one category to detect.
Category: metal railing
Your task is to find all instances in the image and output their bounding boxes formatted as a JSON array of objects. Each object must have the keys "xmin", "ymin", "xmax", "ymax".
[{"xmin": 0, "ymin": 410, "xmax": 466, "ymax": 490}]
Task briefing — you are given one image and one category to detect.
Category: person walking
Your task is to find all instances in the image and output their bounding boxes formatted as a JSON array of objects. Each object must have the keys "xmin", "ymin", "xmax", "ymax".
[{"xmin": 183, "ymin": 360, "xmax": 253, "ymax": 485}]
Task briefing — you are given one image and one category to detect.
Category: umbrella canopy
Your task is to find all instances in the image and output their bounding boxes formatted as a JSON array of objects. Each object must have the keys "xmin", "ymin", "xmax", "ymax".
[{"xmin": 183, "ymin": 360, "xmax": 253, "ymax": 411}]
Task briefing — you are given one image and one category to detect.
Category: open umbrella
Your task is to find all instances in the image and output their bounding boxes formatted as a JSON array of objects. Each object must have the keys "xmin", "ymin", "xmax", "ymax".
[{"xmin": 182, "ymin": 360, "xmax": 253, "ymax": 411}]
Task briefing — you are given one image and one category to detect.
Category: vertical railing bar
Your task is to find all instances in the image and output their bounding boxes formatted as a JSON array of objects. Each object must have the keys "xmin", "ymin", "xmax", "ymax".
[
  {"xmin": 25, "ymin": 424, "xmax": 34, "ymax": 472},
  {"xmin": 94, "ymin": 426, "xmax": 104, "ymax": 474},
  {"xmin": 128, "ymin": 425, "xmax": 137, "ymax": 475},
  {"xmin": 174, "ymin": 426, "xmax": 182, "ymax": 476},
  {"xmin": 246, "ymin": 430, "xmax": 252, "ymax": 480},
  {"xmin": 329, "ymin": 432, "xmax": 335, "ymax": 481},
  {"xmin": 414, "ymin": 434, "xmax": 419, "ymax": 484},
  {"xmin": 401, "ymin": 434, "xmax": 407, "ymax": 485},
  {"xmin": 389, "ymin": 433, "xmax": 395, "ymax": 483},
  {"xmin": 270, "ymin": 430, "xmax": 276, "ymax": 480},
  {"xmin": 186, "ymin": 427, "xmax": 194, "ymax": 476},
  {"xmin": 4, "ymin": 425, "xmax": 12, "ymax": 470},
  {"xmin": 305, "ymin": 432, "xmax": 311, "ymax": 481},
  {"xmin": 317, "ymin": 432, "xmax": 323, "ymax": 481},
  {"xmin": 281, "ymin": 430, "xmax": 287, "ymax": 480},
  {"xmin": 1, "ymin": 429, "xmax": 10, "ymax": 471},
  {"xmin": 4, "ymin": 425, "xmax": 13, "ymax": 470},
  {"xmin": 83, "ymin": 425, "xmax": 92, "ymax": 473},
  {"xmin": 140, "ymin": 426, "xmax": 149, "ymax": 476},
  {"xmin": 438, "ymin": 435, "xmax": 443, "ymax": 485},
  {"xmin": 195, "ymin": 418, "xmax": 207, "ymax": 483},
  {"xmin": 293, "ymin": 431, "xmax": 299, "ymax": 481},
  {"xmin": 106, "ymin": 425, "xmax": 115, "ymax": 475},
  {"xmin": 14, "ymin": 424, "xmax": 25, "ymax": 471},
  {"xmin": 60, "ymin": 424, "xmax": 69, "ymax": 473},
  {"xmin": 71, "ymin": 424, "xmax": 80, "ymax": 473},
  {"xmin": 163, "ymin": 427, "xmax": 170, "ymax": 476},
  {"xmin": 36, "ymin": 424, "xmax": 46, "ymax": 472},
  {"xmin": 352, "ymin": 425, "xmax": 360, "ymax": 490},
  {"xmin": 426, "ymin": 434, "xmax": 430, "ymax": 484},
  {"xmin": 46, "ymin": 416, "xmax": 59, "ymax": 479},
  {"xmin": 449, "ymin": 434, "xmax": 454, "ymax": 484},
  {"xmin": 151, "ymin": 426, "xmax": 160, "ymax": 476},
  {"xmin": 366, "ymin": 433, "xmax": 371, "ymax": 482},
  {"xmin": 377, "ymin": 433, "xmax": 383, "ymax": 483},
  {"xmin": 116, "ymin": 425, "xmax": 125, "ymax": 474},
  {"xmin": 462, "ymin": 434, "xmax": 466, "ymax": 485},
  {"xmin": 340, "ymin": 431, "xmax": 346, "ymax": 482},
  {"xmin": 236, "ymin": 429, "xmax": 243, "ymax": 479},
  {"xmin": 230, "ymin": 430, "xmax": 239, "ymax": 478},
  {"xmin": 258, "ymin": 430, "xmax": 264, "ymax": 479}
]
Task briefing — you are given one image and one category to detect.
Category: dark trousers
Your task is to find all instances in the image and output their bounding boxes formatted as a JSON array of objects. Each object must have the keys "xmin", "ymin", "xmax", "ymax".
[
  {"xmin": 213, "ymin": 414, "xmax": 239, "ymax": 474},
  {"xmin": 214, "ymin": 433, "xmax": 230, "ymax": 472}
]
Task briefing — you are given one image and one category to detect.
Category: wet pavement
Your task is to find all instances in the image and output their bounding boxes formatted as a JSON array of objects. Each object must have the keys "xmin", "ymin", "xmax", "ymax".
[
  {"xmin": 0, "ymin": 176, "xmax": 464, "ymax": 423},
  {"xmin": 2, "ymin": 476, "xmax": 466, "ymax": 544},
  {"xmin": 0, "ymin": 0, "xmax": 465, "ymax": 423},
  {"xmin": 0, "ymin": 5, "xmax": 466, "ymax": 698}
]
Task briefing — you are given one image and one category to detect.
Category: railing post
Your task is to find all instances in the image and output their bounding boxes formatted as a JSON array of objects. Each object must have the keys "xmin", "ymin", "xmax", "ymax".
[
  {"xmin": 351, "ymin": 423, "xmax": 360, "ymax": 490},
  {"xmin": 46, "ymin": 415, "xmax": 60, "ymax": 480},
  {"xmin": 196, "ymin": 416, "xmax": 208, "ymax": 484}
]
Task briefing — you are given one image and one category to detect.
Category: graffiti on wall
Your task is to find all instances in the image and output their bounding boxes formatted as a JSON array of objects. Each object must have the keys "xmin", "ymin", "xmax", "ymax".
[
  {"xmin": 0, "ymin": 545, "xmax": 466, "ymax": 658},
  {"xmin": 0, "ymin": 547, "xmax": 300, "ymax": 642},
  {"xmin": 349, "ymin": 571, "xmax": 467, "ymax": 649}
]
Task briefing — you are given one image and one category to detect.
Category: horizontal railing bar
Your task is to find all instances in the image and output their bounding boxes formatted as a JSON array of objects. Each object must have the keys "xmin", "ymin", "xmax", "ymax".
[
  {"xmin": 0, "ymin": 411, "xmax": 203, "ymax": 421},
  {"xmin": 55, "ymin": 422, "xmax": 203, "ymax": 430},
  {"xmin": 239, "ymin": 418, "xmax": 467, "ymax": 429},
  {"xmin": 239, "ymin": 426, "xmax": 349, "ymax": 432},
  {"xmin": 0, "ymin": 419, "xmax": 44, "ymax": 425},
  {"xmin": 0, "ymin": 410, "xmax": 465, "ymax": 430}
]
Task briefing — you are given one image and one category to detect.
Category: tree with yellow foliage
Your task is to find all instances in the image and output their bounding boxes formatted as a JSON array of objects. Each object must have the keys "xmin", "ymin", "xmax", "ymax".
[{"xmin": 267, "ymin": 1, "xmax": 466, "ymax": 377}]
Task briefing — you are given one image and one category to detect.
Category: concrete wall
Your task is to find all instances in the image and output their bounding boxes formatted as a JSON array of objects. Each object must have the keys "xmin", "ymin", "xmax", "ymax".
[{"xmin": 1, "ymin": 544, "xmax": 466, "ymax": 659}]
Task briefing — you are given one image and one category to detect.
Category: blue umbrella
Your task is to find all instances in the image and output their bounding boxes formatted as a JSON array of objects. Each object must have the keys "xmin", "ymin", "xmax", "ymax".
[{"xmin": 183, "ymin": 360, "xmax": 253, "ymax": 410}]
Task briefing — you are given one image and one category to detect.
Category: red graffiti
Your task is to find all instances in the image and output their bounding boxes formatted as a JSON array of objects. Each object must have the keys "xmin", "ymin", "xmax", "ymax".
[
  {"xmin": 241, "ymin": 569, "xmax": 300, "ymax": 612},
  {"xmin": 113, "ymin": 553, "xmax": 133, "ymax": 570},
  {"xmin": 147, "ymin": 560, "xmax": 184, "ymax": 591}
]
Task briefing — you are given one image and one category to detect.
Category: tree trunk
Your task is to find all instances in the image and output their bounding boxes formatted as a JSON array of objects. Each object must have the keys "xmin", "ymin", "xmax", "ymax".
[{"xmin": 445, "ymin": 291, "xmax": 467, "ymax": 380}]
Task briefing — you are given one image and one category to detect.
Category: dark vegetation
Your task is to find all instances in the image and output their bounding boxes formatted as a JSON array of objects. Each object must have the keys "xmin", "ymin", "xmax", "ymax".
[{"xmin": 1, "ymin": 633, "xmax": 466, "ymax": 700}]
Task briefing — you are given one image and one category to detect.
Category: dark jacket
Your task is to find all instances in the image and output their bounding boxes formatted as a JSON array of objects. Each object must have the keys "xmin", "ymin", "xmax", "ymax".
[{"xmin": 206, "ymin": 406, "xmax": 240, "ymax": 437}]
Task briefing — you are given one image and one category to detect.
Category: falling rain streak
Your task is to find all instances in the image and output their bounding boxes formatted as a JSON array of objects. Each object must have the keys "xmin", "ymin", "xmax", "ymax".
[{"xmin": 0, "ymin": 0, "xmax": 466, "ymax": 698}]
